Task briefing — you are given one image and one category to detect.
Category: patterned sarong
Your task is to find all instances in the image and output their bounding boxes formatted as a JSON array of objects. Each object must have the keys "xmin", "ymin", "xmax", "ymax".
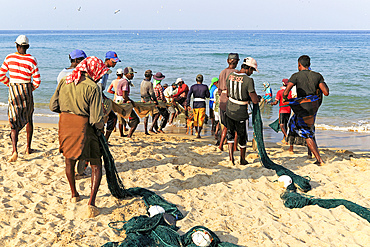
[
  {"xmin": 287, "ymin": 95, "xmax": 320, "ymax": 139},
  {"xmin": 8, "ymin": 83, "xmax": 34, "ymax": 130}
]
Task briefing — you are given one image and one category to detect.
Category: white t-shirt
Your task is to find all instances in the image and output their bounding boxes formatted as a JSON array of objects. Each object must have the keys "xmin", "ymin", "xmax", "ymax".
[
  {"xmin": 57, "ymin": 68, "xmax": 73, "ymax": 85},
  {"xmin": 164, "ymin": 86, "xmax": 178, "ymax": 103}
]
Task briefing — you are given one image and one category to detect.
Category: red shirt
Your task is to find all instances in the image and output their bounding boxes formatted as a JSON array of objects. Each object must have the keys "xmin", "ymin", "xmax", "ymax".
[{"xmin": 275, "ymin": 87, "xmax": 291, "ymax": 114}]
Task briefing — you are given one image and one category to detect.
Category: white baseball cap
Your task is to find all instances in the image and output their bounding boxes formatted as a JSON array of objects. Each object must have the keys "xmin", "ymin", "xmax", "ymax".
[
  {"xmin": 116, "ymin": 68, "xmax": 123, "ymax": 75},
  {"xmin": 243, "ymin": 57, "xmax": 259, "ymax": 72},
  {"xmin": 175, "ymin": 78, "xmax": 183, "ymax": 84},
  {"xmin": 15, "ymin": 35, "xmax": 29, "ymax": 45}
]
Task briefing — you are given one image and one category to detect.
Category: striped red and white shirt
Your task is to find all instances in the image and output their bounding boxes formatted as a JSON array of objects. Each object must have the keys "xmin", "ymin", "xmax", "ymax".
[{"xmin": 0, "ymin": 52, "xmax": 41, "ymax": 89}]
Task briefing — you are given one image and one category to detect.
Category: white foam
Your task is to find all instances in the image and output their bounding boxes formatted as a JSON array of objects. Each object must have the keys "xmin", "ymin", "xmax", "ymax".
[
  {"xmin": 316, "ymin": 123, "xmax": 370, "ymax": 133},
  {"xmin": 34, "ymin": 113, "xmax": 59, "ymax": 118}
]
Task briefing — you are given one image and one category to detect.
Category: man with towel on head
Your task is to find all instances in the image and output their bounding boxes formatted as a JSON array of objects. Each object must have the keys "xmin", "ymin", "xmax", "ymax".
[
  {"xmin": 0, "ymin": 35, "xmax": 41, "ymax": 162},
  {"xmin": 50, "ymin": 56, "xmax": 109, "ymax": 217},
  {"xmin": 225, "ymin": 57, "xmax": 260, "ymax": 165},
  {"xmin": 283, "ymin": 55, "xmax": 329, "ymax": 166},
  {"xmin": 187, "ymin": 74, "xmax": 210, "ymax": 138}
]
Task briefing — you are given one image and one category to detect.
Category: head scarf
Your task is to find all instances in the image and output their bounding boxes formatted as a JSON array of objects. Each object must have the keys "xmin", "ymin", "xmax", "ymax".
[
  {"xmin": 263, "ymin": 82, "xmax": 270, "ymax": 88},
  {"xmin": 154, "ymin": 79, "xmax": 162, "ymax": 86},
  {"xmin": 209, "ymin": 77, "xmax": 219, "ymax": 90},
  {"xmin": 66, "ymin": 56, "xmax": 109, "ymax": 85}
]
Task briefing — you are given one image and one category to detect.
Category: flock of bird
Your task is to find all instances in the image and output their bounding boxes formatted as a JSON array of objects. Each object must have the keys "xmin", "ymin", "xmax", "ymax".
[{"xmin": 53, "ymin": 6, "xmax": 120, "ymax": 14}]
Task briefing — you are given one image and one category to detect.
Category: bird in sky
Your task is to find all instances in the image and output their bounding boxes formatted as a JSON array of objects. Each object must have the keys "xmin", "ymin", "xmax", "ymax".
[
  {"xmin": 77, "ymin": 7, "xmax": 81, "ymax": 11},
  {"xmin": 114, "ymin": 9, "xmax": 120, "ymax": 14}
]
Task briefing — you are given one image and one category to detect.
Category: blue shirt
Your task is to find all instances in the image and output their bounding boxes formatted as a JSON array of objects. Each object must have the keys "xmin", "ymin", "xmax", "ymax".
[{"xmin": 209, "ymin": 84, "xmax": 217, "ymax": 109}]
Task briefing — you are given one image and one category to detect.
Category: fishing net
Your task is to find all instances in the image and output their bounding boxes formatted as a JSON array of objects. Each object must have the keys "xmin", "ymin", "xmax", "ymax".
[
  {"xmin": 251, "ymin": 103, "xmax": 370, "ymax": 223},
  {"xmin": 251, "ymin": 103, "xmax": 311, "ymax": 192},
  {"xmin": 281, "ymin": 191, "xmax": 370, "ymax": 223},
  {"xmin": 99, "ymin": 132, "xmax": 240, "ymax": 246}
]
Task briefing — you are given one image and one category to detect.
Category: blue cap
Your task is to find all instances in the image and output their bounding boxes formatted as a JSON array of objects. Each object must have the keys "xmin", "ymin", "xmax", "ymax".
[
  {"xmin": 105, "ymin": 51, "xmax": 121, "ymax": 62},
  {"xmin": 69, "ymin": 49, "xmax": 87, "ymax": 59}
]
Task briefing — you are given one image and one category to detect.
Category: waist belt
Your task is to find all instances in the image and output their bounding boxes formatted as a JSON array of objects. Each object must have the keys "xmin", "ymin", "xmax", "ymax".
[
  {"xmin": 194, "ymin": 98, "xmax": 206, "ymax": 102},
  {"xmin": 229, "ymin": 97, "xmax": 249, "ymax": 105}
]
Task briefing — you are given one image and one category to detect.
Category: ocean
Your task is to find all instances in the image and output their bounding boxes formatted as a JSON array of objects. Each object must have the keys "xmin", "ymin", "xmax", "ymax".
[{"xmin": 0, "ymin": 30, "xmax": 369, "ymax": 138}]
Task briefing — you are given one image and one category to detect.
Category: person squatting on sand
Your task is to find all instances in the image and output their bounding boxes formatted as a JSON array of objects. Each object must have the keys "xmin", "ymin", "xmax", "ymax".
[
  {"xmin": 0, "ymin": 35, "xmax": 41, "ymax": 162},
  {"xmin": 218, "ymin": 53, "xmax": 239, "ymax": 151},
  {"xmin": 225, "ymin": 57, "xmax": 260, "ymax": 165},
  {"xmin": 57, "ymin": 49, "xmax": 87, "ymax": 85},
  {"xmin": 117, "ymin": 67, "xmax": 140, "ymax": 138},
  {"xmin": 49, "ymin": 56, "xmax": 109, "ymax": 217},
  {"xmin": 187, "ymin": 74, "xmax": 210, "ymax": 138},
  {"xmin": 99, "ymin": 51, "xmax": 120, "ymax": 141},
  {"xmin": 140, "ymin": 69, "xmax": 159, "ymax": 135},
  {"xmin": 152, "ymin": 72, "xmax": 170, "ymax": 133},
  {"xmin": 283, "ymin": 55, "xmax": 329, "ymax": 166}
]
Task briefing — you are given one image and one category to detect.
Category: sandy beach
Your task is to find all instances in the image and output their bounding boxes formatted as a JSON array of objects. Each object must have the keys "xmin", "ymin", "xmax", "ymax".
[{"xmin": 0, "ymin": 121, "xmax": 369, "ymax": 246}]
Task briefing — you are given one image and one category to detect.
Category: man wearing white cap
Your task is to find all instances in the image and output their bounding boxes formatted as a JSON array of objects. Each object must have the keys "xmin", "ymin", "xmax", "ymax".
[
  {"xmin": 0, "ymin": 35, "xmax": 41, "ymax": 162},
  {"xmin": 225, "ymin": 57, "xmax": 260, "ymax": 165}
]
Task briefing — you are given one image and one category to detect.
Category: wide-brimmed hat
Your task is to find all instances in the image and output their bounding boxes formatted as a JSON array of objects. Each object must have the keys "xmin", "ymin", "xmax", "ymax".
[{"xmin": 153, "ymin": 72, "xmax": 165, "ymax": 80}]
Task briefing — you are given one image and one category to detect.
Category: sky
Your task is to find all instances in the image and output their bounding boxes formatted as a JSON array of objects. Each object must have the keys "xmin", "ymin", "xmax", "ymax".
[{"xmin": 2, "ymin": 0, "xmax": 369, "ymax": 30}]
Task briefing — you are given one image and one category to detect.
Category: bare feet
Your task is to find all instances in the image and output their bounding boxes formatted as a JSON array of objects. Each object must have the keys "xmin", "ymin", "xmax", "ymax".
[
  {"xmin": 230, "ymin": 158, "xmax": 235, "ymax": 165},
  {"xmin": 70, "ymin": 196, "xmax": 81, "ymax": 203},
  {"xmin": 8, "ymin": 152, "xmax": 18, "ymax": 162},
  {"xmin": 145, "ymin": 131, "xmax": 150, "ymax": 135},
  {"xmin": 314, "ymin": 160, "xmax": 325, "ymax": 166},
  {"xmin": 157, "ymin": 129, "xmax": 165, "ymax": 134},
  {"xmin": 240, "ymin": 159, "xmax": 249, "ymax": 165},
  {"xmin": 26, "ymin": 148, "xmax": 34, "ymax": 154},
  {"xmin": 149, "ymin": 129, "xmax": 157, "ymax": 134},
  {"xmin": 86, "ymin": 205, "xmax": 100, "ymax": 218}
]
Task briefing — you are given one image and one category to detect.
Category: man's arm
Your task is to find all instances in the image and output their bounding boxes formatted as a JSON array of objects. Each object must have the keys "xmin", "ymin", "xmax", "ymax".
[
  {"xmin": 249, "ymin": 92, "xmax": 260, "ymax": 105},
  {"xmin": 107, "ymin": 83, "xmax": 115, "ymax": 94},
  {"xmin": 31, "ymin": 63, "xmax": 41, "ymax": 91},
  {"xmin": 283, "ymin": 82, "xmax": 294, "ymax": 101},
  {"xmin": 0, "ymin": 60, "xmax": 10, "ymax": 86},
  {"xmin": 319, "ymin": 82, "xmax": 329, "ymax": 96},
  {"xmin": 173, "ymin": 85, "xmax": 183, "ymax": 98},
  {"xmin": 186, "ymin": 86, "xmax": 193, "ymax": 108}
]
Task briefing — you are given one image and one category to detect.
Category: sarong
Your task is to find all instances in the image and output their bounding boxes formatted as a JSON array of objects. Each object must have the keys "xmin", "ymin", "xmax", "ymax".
[
  {"xmin": 193, "ymin": 108, "xmax": 206, "ymax": 127},
  {"xmin": 59, "ymin": 112, "xmax": 101, "ymax": 160},
  {"xmin": 287, "ymin": 95, "xmax": 320, "ymax": 139},
  {"xmin": 8, "ymin": 83, "xmax": 34, "ymax": 130}
]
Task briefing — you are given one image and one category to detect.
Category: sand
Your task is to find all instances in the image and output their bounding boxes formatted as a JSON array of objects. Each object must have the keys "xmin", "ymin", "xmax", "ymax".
[{"xmin": 0, "ymin": 122, "xmax": 369, "ymax": 246}]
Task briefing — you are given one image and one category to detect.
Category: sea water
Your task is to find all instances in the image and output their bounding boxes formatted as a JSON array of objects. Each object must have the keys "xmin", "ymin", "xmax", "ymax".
[{"xmin": 0, "ymin": 30, "xmax": 369, "ymax": 134}]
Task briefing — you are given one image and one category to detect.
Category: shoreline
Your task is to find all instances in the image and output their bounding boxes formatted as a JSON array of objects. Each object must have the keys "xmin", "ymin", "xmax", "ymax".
[{"xmin": 1, "ymin": 117, "xmax": 369, "ymax": 152}]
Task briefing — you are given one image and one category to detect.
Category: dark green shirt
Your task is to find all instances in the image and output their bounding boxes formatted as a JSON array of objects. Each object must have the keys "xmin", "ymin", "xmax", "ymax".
[
  {"xmin": 289, "ymin": 70, "xmax": 324, "ymax": 98},
  {"xmin": 49, "ymin": 74, "xmax": 104, "ymax": 129},
  {"xmin": 226, "ymin": 72, "xmax": 255, "ymax": 121}
]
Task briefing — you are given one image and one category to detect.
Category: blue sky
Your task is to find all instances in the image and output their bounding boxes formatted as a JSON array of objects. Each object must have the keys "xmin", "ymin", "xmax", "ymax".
[{"xmin": 3, "ymin": 0, "xmax": 369, "ymax": 30}]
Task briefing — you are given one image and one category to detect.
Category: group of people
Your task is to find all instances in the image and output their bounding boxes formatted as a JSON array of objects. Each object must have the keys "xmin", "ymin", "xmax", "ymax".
[{"xmin": 0, "ymin": 35, "xmax": 329, "ymax": 216}]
